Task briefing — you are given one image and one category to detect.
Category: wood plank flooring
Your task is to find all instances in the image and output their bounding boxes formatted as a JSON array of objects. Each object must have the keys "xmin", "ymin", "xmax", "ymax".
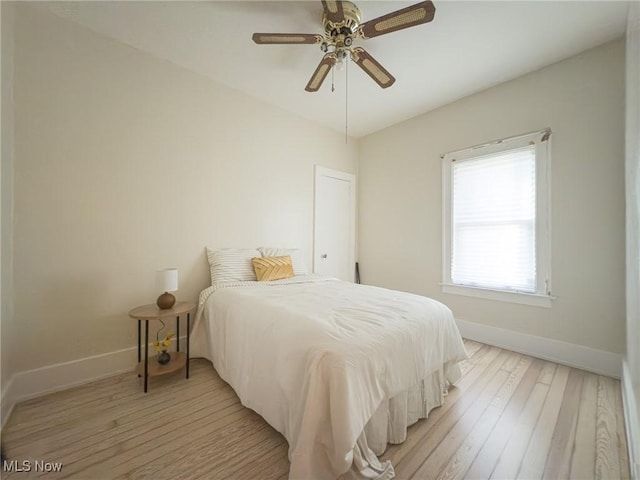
[{"xmin": 1, "ymin": 340, "xmax": 630, "ymax": 479}]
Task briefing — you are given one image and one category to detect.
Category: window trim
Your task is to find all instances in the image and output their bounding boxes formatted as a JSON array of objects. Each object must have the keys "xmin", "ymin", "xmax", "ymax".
[{"xmin": 441, "ymin": 129, "xmax": 554, "ymax": 308}]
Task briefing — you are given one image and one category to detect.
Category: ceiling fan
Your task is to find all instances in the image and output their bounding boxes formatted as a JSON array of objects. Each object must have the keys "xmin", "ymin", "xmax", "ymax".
[{"xmin": 252, "ymin": 1, "xmax": 436, "ymax": 92}]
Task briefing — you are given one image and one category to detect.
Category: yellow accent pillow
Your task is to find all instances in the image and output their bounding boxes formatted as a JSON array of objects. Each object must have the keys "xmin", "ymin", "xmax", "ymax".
[{"xmin": 252, "ymin": 255, "xmax": 295, "ymax": 282}]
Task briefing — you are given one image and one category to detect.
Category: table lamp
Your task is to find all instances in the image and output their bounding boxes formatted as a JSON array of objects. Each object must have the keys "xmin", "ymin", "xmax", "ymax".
[{"xmin": 156, "ymin": 268, "xmax": 178, "ymax": 309}]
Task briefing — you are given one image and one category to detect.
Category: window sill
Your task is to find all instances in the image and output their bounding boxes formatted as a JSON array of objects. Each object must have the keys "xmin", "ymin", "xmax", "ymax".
[{"xmin": 441, "ymin": 283, "xmax": 554, "ymax": 308}]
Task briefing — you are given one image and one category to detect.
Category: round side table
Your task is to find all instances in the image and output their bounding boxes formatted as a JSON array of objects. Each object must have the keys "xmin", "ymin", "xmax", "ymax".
[{"xmin": 128, "ymin": 301, "xmax": 196, "ymax": 392}]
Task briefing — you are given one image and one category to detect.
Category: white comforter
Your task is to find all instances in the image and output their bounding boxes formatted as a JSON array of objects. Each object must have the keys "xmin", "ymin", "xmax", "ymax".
[{"xmin": 190, "ymin": 276, "xmax": 467, "ymax": 479}]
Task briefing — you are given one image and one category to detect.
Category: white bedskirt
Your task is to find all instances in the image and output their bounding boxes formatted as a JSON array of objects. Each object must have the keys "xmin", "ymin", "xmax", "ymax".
[
  {"xmin": 348, "ymin": 361, "xmax": 461, "ymax": 479},
  {"xmin": 365, "ymin": 361, "xmax": 460, "ymax": 455}
]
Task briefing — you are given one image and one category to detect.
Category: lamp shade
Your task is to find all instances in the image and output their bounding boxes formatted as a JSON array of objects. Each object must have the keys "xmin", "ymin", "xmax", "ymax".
[{"xmin": 156, "ymin": 268, "xmax": 178, "ymax": 293}]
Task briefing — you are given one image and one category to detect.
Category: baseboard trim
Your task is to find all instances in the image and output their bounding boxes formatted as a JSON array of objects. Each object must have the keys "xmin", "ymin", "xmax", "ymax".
[
  {"xmin": 1, "ymin": 377, "xmax": 16, "ymax": 431},
  {"xmin": 621, "ymin": 360, "xmax": 640, "ymax": 479},
  {"xmin": 1, "ymin": 336, "xmax": 188, "ymax": 428},
  {"xmin": 455, "ymin": 318, "xmax": 622, "ymax": 378},
  {"xmin": 1, "ymin": 347, "xmax": 135, "ymax": 428}
]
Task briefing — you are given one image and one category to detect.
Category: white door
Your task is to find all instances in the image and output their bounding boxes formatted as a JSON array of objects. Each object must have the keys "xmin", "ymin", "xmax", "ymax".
[{"xmin": 314, "ymin": 166, "xmax": 356, "ymax": 282}]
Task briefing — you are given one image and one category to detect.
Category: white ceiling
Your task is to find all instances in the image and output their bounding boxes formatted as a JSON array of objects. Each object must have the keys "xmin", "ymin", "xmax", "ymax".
[{"xmin": 34, "ymin": 1, "xmax": 629, "ymax": 138}]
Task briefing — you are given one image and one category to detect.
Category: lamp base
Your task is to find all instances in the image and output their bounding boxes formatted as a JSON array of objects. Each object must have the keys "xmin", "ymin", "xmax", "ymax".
[{"xmin": 156, "ymin": 292, "xmax": 176, "ymax": 310}]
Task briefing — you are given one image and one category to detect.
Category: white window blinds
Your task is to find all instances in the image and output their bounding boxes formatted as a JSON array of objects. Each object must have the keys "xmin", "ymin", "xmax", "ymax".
[
  {"xmin": 451, "ymin": 145, "xmax": 537, "ymax": 293},
  {"xmin": 442, "ymin": 129, "xmax": 551, "ymax": 306}
]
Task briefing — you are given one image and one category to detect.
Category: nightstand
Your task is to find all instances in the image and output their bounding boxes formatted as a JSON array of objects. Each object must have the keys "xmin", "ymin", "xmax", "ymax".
[{"xmin": 128, "ymin": 301, "xmax": 196, "ymax": 392}]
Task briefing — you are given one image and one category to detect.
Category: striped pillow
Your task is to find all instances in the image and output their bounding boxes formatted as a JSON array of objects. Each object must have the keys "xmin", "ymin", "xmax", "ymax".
[
  {"xmin": 257, "ymin": 247, "xmax": 309, "ymax": 275},
  {"xmin": 206, "ymin": 248, "xmax": 261, "ymax": 284},
  {"xmin": 252, "ymin": 256, "xmax": 295, "ymax": 282}
]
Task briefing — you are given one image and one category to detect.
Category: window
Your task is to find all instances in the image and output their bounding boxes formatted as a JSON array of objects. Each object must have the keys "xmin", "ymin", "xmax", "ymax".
[{"xmin": 442, "ymin": 129, "xmax": 552, "ymax": 307}]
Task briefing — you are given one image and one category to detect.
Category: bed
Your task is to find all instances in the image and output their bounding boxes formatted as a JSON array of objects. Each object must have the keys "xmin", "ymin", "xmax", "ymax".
[{"xmin": 190, "ymin": 248, "xmax": 467, "ymax": 480}]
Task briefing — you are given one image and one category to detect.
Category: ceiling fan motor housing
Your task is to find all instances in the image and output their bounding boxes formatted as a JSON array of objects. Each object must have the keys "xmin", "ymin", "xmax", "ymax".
[{"xmin": 323, "ymin": 1, "xmax": 361, "ymax": 37}]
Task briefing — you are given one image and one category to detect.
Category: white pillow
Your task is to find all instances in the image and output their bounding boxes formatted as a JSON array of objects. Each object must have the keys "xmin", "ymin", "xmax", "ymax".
[
  {"xmin": 257, "ymin": 247, "xmax": 309, "ymax": 275},
  {"xmin": 206, "ymin": 248, "xmax": 261, "ymax": 284}
]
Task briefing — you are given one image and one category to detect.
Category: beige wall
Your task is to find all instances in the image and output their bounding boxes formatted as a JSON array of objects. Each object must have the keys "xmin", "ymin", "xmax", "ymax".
[
  {"xmin": 359, "ymin": 39, "xmax": 625, "ymax": 354},
  {"xmin": 9, "ymin": 5, "xmax": 358, "ymax": 375},
  {"xmin": 624, "ymin": 2, "xmax": 640, "ymax": 475},
  {"xmin": 1, "ymin": 2, "xmax": 16, "ymax": 404}
]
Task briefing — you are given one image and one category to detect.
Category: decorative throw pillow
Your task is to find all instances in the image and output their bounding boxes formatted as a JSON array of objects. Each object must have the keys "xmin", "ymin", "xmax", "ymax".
[
  {"xmin": 257, "ymin": 247, "xmax": 309, "ymax": 275},
  {"xmin": 252, "ymin": 256, "xmax": 295, "ymax": 282},
  {"xmin": 206, "ymin": 247, "xmax": 261, "ymax": 284}
]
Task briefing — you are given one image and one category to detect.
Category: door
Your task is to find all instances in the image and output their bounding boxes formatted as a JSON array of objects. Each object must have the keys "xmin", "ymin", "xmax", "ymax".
[{"xmin": 314, "ymin": 166, "xmax": 356, "ymax": 282}]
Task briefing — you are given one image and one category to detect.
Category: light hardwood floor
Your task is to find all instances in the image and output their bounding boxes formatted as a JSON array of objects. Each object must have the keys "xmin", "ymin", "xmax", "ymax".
[{"xmin": 1, "ymin": 340, "xmax": 630, "ymax": 479}]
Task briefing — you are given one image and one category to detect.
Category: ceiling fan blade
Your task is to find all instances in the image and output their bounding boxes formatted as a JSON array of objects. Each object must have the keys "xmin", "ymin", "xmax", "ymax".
[
  {"xmin": 321, "ymin": 0, "xmax": 346, "ymax": 25},
  {"xmin": 252, "ymin": 33, "xmax": 323, "ymax": 45},
  {"xmin": 350, "ymin": 48, "xmax": 395, "ymax": 89},
  {"xmin": 358, "ymin": 1, "xmax": 435, "ymax": 39},
  {"xmin": 305, "ymin": 54, "xmax": 337, "ymax": 92}
]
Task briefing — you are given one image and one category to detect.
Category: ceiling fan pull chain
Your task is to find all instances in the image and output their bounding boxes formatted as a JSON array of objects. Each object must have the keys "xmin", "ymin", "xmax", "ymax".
[
  {"xmin": 331, "ymin": 65, "xmax": 335, "ymax": 93},
  {"xmin": 345, "ymin": 58, "xmax": 349, "ymax": 143}
]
